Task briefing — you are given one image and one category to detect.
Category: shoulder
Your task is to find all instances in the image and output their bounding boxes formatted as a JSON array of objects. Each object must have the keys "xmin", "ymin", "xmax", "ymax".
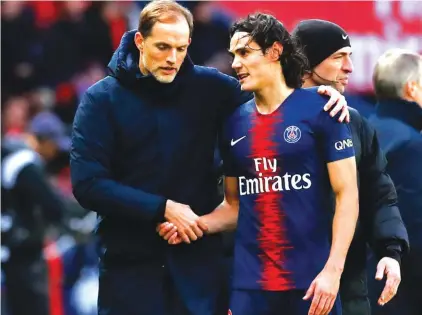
[
  {"xmin": 293, "ymin": 88, "xmax": 331, "ymax": 125},
  {"xmin": 347, "ymin": 106, "xmax": 365, "ymax": 131},
  {"xmin": 78, "ymin": 76, "xmax": 127, "ymax": 113},
  {"xmin": 296, "ymin": 87, "xmax": 329, "ymax": 112},
  {"xmin": 2, "ymin": 148, "xmax": 40, "ymax": 189},
  {"xmin": 192, "ymin": 65, "xmax": 239, "ymax": 88},
  {"xmin": 369, "ymin": 115, "xmax": 416, "ymax": 152},
  {"xmin": 84, "ymin": 76, "xmax": 119, "ymax": 100}
]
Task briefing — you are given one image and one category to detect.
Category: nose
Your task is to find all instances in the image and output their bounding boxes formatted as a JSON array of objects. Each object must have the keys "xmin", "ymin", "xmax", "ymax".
[
  {"xmin": 231, "ymin": 55, "xmax": 241, "ymax": 70},
  {"xmin": 342, "ymin": 56, "xmax": 353, "ymax": 73},
  {"xmin": 166, "ymin": 49, "xmax": 177, "ymax": 64}
]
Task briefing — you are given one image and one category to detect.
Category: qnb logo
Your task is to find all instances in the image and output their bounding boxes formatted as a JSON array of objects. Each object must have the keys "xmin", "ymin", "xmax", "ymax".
[
  {"xmin": 334, "ymin": 139, "xmax": 353, "ymax": 151},
  {"xmin": 239, "ymin": 172, "xmax": 312, "ymax": 196}
]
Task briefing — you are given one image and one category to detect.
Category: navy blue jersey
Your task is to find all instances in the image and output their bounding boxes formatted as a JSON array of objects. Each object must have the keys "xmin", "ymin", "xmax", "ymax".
[{"xmin": 221, "ymin": 88, "xmax": 355, "ymax": 291}]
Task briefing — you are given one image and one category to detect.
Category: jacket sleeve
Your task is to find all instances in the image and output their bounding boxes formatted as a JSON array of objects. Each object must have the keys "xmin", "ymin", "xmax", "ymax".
[
  {"xmin": 70, "ymin": 91, "xmax": 167, "ymax": 222},
  {"xmin": 358, "ymin": 116, "xmax": 410, "ymax": 263},
  {"xmin": 216, "ymin": 71, "xmax": 253, "ymax": 118}
]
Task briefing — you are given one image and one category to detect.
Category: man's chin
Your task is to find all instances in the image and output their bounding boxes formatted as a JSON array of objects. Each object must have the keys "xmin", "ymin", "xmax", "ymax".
[
  {"xmin": 337, "ymin": 84, "xmax": 346, "ymax": 94},
  {"xmin": 154, "ymin": 74, "xmax": 177, "ymax": 84}
]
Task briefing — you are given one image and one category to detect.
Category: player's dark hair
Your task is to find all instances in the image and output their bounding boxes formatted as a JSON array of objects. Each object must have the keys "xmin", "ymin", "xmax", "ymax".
[{"xmin": 230, "ymin": 13, "xmax": 310, "ymax": 88}]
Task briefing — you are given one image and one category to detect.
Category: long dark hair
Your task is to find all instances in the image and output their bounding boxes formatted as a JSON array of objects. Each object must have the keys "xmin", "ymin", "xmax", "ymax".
[{"xmin": 230, "ymin": 13, "xmax": 310, "ymax": 88}]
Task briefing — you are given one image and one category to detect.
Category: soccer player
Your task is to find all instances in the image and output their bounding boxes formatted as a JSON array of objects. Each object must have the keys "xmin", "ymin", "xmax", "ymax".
[
  {"xmin": 292, "ymin": 19, "xmax": 409, "ymax": 314},
  {"xmin": 162, "ymin": 13, "xmax": 359, "ymax": 315},
  {"xmin": 222, "ymin": 13, "xmax": 359, "ymax": 315}
]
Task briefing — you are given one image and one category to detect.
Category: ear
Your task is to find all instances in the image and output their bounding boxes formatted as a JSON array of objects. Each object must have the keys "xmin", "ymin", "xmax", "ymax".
[
  {"xmin": 267, "ymin": 42, "xmax": 284, "ymax": 62},
  {"xmin": 134, "ymin": 32, "xmax": 144, "ymax": 52},
  {"xmin": 404, "ymin": 80, "xmax": 417, "ymax": 99}
]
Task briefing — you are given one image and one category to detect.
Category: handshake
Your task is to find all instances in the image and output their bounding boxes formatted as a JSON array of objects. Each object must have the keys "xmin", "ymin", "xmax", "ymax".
[{"xmin": 156, "ymin": 200, "xmax": 209, "ymax": 245}]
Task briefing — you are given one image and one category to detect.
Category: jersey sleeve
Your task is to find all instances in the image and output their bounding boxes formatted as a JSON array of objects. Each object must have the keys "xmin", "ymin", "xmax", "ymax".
[{"xmin": 316, "ymin": 107, "xmax": 355, "ymax": 163}]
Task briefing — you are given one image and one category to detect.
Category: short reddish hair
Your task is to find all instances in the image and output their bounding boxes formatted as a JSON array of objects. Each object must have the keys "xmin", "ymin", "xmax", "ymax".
[{"xmin": 138, "ymin": 0, "xmax": 194, "ymax": 38}]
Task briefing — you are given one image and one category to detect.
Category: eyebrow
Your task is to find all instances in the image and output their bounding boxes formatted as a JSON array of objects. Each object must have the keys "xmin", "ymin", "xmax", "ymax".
[
  {"xmin": 154, "ymin": 42, "xmax": 188, "ymax": 48},
  {"xmin": 227, "ymin": 46, "xmax": 248, "ymax": 56}
]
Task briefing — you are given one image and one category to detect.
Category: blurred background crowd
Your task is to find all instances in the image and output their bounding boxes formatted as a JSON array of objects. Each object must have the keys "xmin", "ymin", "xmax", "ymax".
[{"xmin": 1, "ymin": 1, "xmax": 421, "ymax": 315}]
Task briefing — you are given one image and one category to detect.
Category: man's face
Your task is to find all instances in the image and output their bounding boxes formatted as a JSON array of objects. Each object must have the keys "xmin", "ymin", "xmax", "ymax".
[
  {"xmin": 408, "ymin": 72, "xmax": 422, "ymax": 108},
  {"xmin": 312, "ymin": 47, "xmax": 353, "ymax": 94},
  {"xmin": 229, "ymin": 32, "xmax": 275, "ymax": 92},
  {"xmin": 36, "ymin": 138, "xmax": 59, "ymax": 162},
  {"xmin": 135, "ymin": 17, "xmax": 190, "ymax": 84}
]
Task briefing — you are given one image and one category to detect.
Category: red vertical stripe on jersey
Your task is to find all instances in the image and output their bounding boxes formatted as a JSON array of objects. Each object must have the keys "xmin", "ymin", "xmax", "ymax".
[{"xmin": 249, "ymin": 111, "xmax": 294, "ymax": 291}]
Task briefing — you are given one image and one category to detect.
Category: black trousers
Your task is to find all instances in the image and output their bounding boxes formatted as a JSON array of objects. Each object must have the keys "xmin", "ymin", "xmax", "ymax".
[
  {"xmin": 340, "ymin": 268, "xmax": 371, "ymax": 315},
  {"xmin": 98, "ymin": 260, "xmax": 229, "ymax": 315}
]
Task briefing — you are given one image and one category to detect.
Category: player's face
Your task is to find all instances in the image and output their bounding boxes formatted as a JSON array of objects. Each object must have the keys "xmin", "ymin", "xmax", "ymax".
[
  {"xmin": 229, "ymin": 32, "xmax": 273, "ymax": 92},
  {"xmin": 135, "ymin": 17, "xmax": 190, "ymax": 84},
  {"xmin": 313, "ymin": 47, "xmax": 353, "ymax": 94}
]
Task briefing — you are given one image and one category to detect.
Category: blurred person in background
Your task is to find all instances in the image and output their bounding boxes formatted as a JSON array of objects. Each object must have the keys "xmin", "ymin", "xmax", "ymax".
[
  {"xmin": 369, "ymin": 49, "xmax": 422, "ymax": 315},
  {"xmin": 26, "ymin": 111, "xmax": 72, "ymax": 163},
  {"xmin": 70, "ymin": 1, "xmax": 348, "ymax": 314},
  {"xmin": 186, "ymin": 1, "xmax": 233, "ymax": 74},
  {"xmin": 1, "ymin": 96, "xmax": 31, "ymax": 137},
  {"xmin": 292, "ymin": 19, "xmax": 409, "ymax": 315},
  {"xmin": 1, "ymin": 1, "xmax": 41, "ymax": 97},
  {"xmin": 1, "ymin": 112, "xmax": 68, "ymax": 315}
]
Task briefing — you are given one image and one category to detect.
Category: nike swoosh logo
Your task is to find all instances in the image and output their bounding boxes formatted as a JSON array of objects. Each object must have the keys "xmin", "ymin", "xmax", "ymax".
[
  {"xmin": 342, "ymin": 34, "xmax": 348, "ymax": 40},
  {"xmin": 231, "ymin": 136, "xmax": 246, "ymax": 146}
]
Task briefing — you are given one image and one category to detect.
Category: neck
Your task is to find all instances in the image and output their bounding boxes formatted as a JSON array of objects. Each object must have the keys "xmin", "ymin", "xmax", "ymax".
[
  {"xmin": 254, "ymin": 75, "xmax": 294, "ymax": 114},
  {"xmin": 138, "ymin": 54, "xmax": 148, "ymax": 76},
  {"xmin": 302, "ymin": 77, "xmax": 317, "ymax": 88}
]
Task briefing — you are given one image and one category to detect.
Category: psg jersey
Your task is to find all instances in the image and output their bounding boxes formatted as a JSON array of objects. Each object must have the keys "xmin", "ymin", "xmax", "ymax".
[{"xmin": 220, "ymin": 88, "xmax": 355, "ymax": 291}]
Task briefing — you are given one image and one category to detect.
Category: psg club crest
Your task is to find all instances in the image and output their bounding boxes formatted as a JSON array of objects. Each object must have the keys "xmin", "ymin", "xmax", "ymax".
[{"xmin": 283, "ymin": 125, "xmax": 301, "ymax": 143}]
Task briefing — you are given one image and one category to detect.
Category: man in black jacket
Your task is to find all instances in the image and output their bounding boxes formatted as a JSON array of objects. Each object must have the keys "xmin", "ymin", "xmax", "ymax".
[
  {"xmin": 292, "ymin": 20, "xmax": 410, "ymax": 314},
  {"xmin": 369, "ymin": 49, "xmax": 422, "ymax": 315}
]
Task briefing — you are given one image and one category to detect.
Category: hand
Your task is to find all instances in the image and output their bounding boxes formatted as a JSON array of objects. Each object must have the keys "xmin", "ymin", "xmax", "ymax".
[
  {"xmin": 375, "ymin": 257, "xmax": 401, "ymax": 306},
  {"xmin": 317, "ymin": 85, "xmax": 350, "ymax": 123},
  {"xmin": 303, "ymin": 267, "xmax": 341, "ymax": 315},
  {"xmin": 156, "ymin": 222, "xmax": 183, "ymax": 245},
  {"xmin": 164, "ymin": 200, "xmax": 208, "ymax": 243}
]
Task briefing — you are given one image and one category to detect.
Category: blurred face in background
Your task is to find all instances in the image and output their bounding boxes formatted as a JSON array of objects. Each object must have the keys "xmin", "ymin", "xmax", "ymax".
[
  {"xmin": 33, "ymin": 137, "xmax": 59, "ymax": 162},
  {"xmin": 405, "ymin": 66, "xmax": 422, "ymax": 108},
  {"xmin": 312, "ymin": 47, "xmax": 354, "ymax": 94},
  {"xmin": 135, "ymin": 15, "xmax": 191, "ymax": 84},
  {"xmin": 229, "ymin": 32, "xmax": 282, "ymax": 92},
  {"xmin": 2, "ymin": 97, "xmax": 29, "ymax": 134}
]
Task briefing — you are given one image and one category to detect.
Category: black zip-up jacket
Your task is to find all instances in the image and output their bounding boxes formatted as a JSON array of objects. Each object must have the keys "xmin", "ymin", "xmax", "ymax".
[{"xmin": 339, "ymin": 107, "xmax": 409, "ymax": 313}]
